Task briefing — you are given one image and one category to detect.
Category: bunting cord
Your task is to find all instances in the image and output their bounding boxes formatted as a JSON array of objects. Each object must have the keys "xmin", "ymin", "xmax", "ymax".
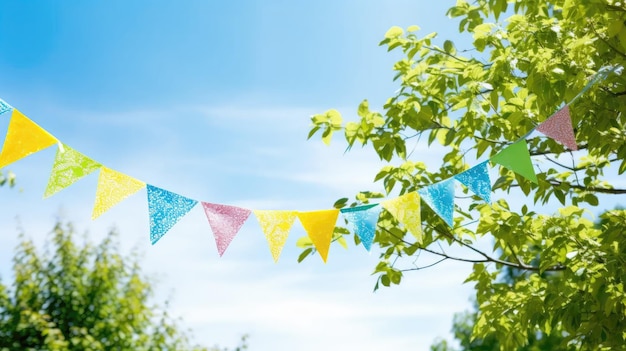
[{"xmin": 0, "ymin": 64, "xmax": 620, "ymax": 261}]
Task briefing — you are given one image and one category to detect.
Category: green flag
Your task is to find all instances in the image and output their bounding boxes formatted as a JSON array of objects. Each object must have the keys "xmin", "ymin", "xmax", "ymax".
[
  {"xmin": 45, "ymin": 144, "xmax": 102, "ymax": 198},
  {"xmin": 490, "ymin": 140, "xmax": 537, "ymax": 183}
]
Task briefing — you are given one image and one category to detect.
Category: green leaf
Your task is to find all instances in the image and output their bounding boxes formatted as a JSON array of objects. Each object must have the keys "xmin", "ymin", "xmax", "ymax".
[
  {"xmin": 307, "ymin": 126, "xmax": 321, "ymax": 140},
  {"xmin": 472, "ymin": 23, "xmax": 493, "ymax": 39},
  {"xmin": 508, "ymin": 97, "xmax": 524, "ymax": 107},
  {"xmin": 407, "ymin": 25, "xmax": 420, "ymax": 32},
  {"xmin": 297, "ymin": 248, "xmax": 313, "ymax": 263},
  {"xmin": 336, "ymin": 236, "xmax": 348, "ymax": 249},
  {"xmin": 384, "ymin": 26, "xmax": 404, "ymax": 39},
  {"xmin": 327, "ymin": 109, "xmax": 342, "ymax": 127},
  {"xmin": 380, "ymin": 274, "xmax": 390, "ymax": 287},
  {"xmin": 296, "ymin": 236, "xmax": 313, "ymax": 248},
  {"xmin": 333, "ymin": 197, "xmax": 349, "ymax": 209},
  {"xmin": 443, "ymin": 40, "xmax": 456, "ymax": 54},
  {"xmin": 321, "ymin": 128, "xmax": 332, "ymax": 145},
  {"xmin": 584, "ymin": 193, "xmax": 599, "ymax": 206}
]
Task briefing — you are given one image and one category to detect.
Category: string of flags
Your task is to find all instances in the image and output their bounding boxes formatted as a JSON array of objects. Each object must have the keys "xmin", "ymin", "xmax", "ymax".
[{"xmin": 0, "ymin": 66, "xmax": 619, "ymax": 263}]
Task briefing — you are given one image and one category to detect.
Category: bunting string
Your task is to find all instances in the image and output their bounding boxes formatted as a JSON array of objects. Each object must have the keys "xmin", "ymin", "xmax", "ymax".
[{"xmin": 0, "ymin": 65, "xmax": 619, "ymax": 262}]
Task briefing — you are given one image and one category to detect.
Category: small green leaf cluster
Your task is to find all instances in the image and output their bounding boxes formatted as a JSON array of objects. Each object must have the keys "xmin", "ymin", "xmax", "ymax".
[{"xmin": 0, "ymin": 171, "xmax": 16, "ymax": 188}]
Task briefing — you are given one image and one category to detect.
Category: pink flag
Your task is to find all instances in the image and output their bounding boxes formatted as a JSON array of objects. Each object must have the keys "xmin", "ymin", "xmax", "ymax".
[
  {"xmin": 536, "ymin": 106, "xmax": 578, "ymax": 151},
  {"xmin": 202, "ymin": 202, "xmax": 251, "ymax": 256}
]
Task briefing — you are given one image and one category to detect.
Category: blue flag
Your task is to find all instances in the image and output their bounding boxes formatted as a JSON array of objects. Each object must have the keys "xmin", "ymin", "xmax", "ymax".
[
  {"xmin": 418, "ymin": 178, "xmax": 455, "ymax": 227},
  {"xmin": 454, "ymin": 161, "xmax": 491, "ymax": 203},
  {"xmin": 147, "ymin": 185, "xmax": 198, "ymax": 244},
  {"xmin": 0, "ymin": 99, "xmax": 12, "ymax": 115},
  {"xmin": 341, "ymin": 204, "xmax": 382, "ymax": 251}
]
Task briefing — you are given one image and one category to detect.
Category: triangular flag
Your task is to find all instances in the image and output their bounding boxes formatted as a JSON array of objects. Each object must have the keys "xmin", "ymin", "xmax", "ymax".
[
  {"xmin": 92, "ymin": 167, "xmax": 146, "ymax": 219},
  {"xmin": 536, "ymin": 106, "xmax": 578, "ymax": 150},
  {"xmin": 297, "ymin": 209, "xmax": 340, "ymax": 263},
  {"xmin": 147, "ymin": 185, "xmax": 198, "ymax": 245},
  {"xmin": 454, "ymin": 161, "xmax": 491, "ymax": 203},
  {"xmin": 0, "ymin": 99, "xmax": 12, "ymax": 115},
  {"xmin": 490, "ymin": 140, "xmax": 538, "ymax": 183},
  {"xmin": 381, "ymin": 192, "xmax": 422, "ymax": 242},
  {"xmin": 44, "ymin": 144, "xmax": 102, "ymax": 198},
  {"xmin": 253, "ymin": 210, "xmax": 297, "ymax": 262},
  {"xmin": 341, "ymin": 204, "xmax": 382, "ymax": 251},
  {"xmin": 418, "ymin": 179, "xmax": 455, "ymax": 227},
  {"xmin": 202, "ymin": 202, "xmax": 251, "ymax": 257},
  {"xmin": 0, "ymin": 109, "xmax": 57, "ymax": 168}
]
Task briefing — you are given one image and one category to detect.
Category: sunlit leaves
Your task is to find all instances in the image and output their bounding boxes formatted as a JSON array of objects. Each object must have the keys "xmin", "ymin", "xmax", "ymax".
[{"xmin": 303, "ymin": 0, "xmax": 626, "ymax": 349}]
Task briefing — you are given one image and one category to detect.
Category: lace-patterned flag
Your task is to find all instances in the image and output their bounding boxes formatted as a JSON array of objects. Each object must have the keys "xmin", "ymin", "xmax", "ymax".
[
  {"xmin": 340, "ymin": 204, "xmax": 382, "ymax": 251},
  {"xmin": 298, "ymin": 209, "xmax": 340, "ymax": 263},
  {"xmin": 490, "ymin": 140, "xmax": 537, "ymax": 183},
  {"xmin": 253, "ymin": 210, "xmax": 297, "ymax": 262},
  {"xmin": 0, "ymin": 99, "xmax": 12, "ymax": 115},
  {"xmin": 418, "ymin": 178, "xmax": 455, "ymax": 227},
  {"xmin": 536, "ymin": 106, "xmax": 578, "ymax": 151},
  {"xmin": 202, "ymin": 202, "xmax": 251, "ymax": 257},
  {"xmin": 147, "ymin": 185, "xmax": 198, "ymax": 245},
  {"xmin": 454, "ymin": 161, "xmax": 491, "ymax": 203},
  {"xmin": 0, "ymin": 110, "xmax": 58, "ymax": 168},
  {"xmin": 44, "ymin": 144, "xmax": 102, "ymax": 198},
  {"xmin": 92, "ymin": 167, "xmax": 146, "ymax": 219},
  {"xmin": 381, "ymin": 192, "xmax": 422, "ymax": 243}
]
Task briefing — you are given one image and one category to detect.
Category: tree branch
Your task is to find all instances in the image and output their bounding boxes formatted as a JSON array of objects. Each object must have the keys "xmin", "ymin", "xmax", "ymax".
[
  {"xmin": 402, "ymin": 257, "xmax": 449, "ymax": 271},
  {"xmin": 547, "ymin": 180, "xmax": 626, "ymax": 194},
  {"xmin": 424, "ymin": 45, "xmax": 471, "ymax": 64},
  {"xmin": 590, "ymin": 22, "xmax": 626, "ymax": 59},
  {"xmin": 379, "ymin": 227, "xmax": 566, "ymax": 272},
  {"xmin": 529, "ymin": 144, "xmax": 589, "ymax": 156},
  {"xmin": 544, "ymin": 155, "xmax": 619, "ymax": 172},
  {"xmin": 602, "ymin": 88, "xmax": 626, "ymax": 96}
]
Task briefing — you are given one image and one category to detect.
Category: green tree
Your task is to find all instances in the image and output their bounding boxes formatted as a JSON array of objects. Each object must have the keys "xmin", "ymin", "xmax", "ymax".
[
  {"xmin": 304, "ymin": 0, "xmax": 626, "ymax": 349},
  {"xmin": 0, "ymin": 222, "xmax": 244, "ymax": 351}
]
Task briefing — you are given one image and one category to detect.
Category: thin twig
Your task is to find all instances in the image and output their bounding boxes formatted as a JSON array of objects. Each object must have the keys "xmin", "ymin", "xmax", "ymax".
[
  {"xmin": 402, "ymin": 257, "xmax": 448, "ymax": 271},
  {"xmin": 379, "ymin": 227, "xmax": 566, "ymax": 272}
]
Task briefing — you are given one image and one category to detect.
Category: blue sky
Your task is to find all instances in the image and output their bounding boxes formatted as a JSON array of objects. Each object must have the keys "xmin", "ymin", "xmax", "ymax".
[{"xmin": 0, "ymin": 2, "xmax": 488, "ymax": 350}]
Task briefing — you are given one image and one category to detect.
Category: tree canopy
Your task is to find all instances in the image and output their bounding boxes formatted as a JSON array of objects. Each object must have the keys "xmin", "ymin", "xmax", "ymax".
[
  {"xmin": 0, "ymin": 222, "xmax": 231, "ymax": 351},
  {"xmin": 304, "ymin": 0, "xmax": 626, "ymax": 349}
]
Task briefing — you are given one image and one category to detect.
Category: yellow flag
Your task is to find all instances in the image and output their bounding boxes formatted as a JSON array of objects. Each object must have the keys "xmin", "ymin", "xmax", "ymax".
[
  {"xmin": 297, "ymin": 209, "xmax": 340, "ymax": 263},
  {"xmin": 0, "ymin": 109, "xmax": 58, "ymax": 168},
  {"xmin": 253, "ymin": 210, "xmax": 297, "ymax": 262},
  {"xmin": 382, "ymin": 192, "xmax": 422, "ymax": 243},
  {"xmin": 92, "ymin": 167, "xmax": 146, "ymax": 219}
]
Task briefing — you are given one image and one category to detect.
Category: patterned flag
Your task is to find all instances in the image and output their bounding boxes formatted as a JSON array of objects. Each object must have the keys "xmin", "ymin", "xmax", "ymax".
[
  {"xmin": 45, "ymin": 144, "xmax": 101, "ymax": 198},
  {"xmin": 253, "ymin": 210, "xmax": 297, "ymax": 262},
  {"xmin": 0, "ymin": 99, "xmax": 12, "ymax": 115},
  {"xmin": 202, "ymin": 202, "xmax": 251, "ymax": 257},
  {"xmin": 92, "ymin": 167, "xmax": 145, "ymax": 219},
  {"xmin": 341, "ymin": 204, "xmax": 382, "ymax": 251},
  {"xmin": 536, "ymin": 106, "xmax": 578, "ymax": 150},
  {"xmin": 418, "ymin": 179, "xmax": 455, "ymax": 227},
  {"xmin": 381, "ymin": 192, "xmax": 422, "ymax": 242},
  {"xmin": 147, "ymin": 185, "xmax": 198, "ymax": 245},
  {"xmin": 454, "ymin": 161, "xmax": 491, "ymax": 203}
]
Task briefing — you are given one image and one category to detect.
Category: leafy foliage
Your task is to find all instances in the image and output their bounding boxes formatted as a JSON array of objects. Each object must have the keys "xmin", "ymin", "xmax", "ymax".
[
  {"xmin": 303, "ymin": 0, "xmax": 626, "ymax": 349},
  {"xmin": 0, "ymin": 222, "xmax": 244, "ymax": 351},
  {"xmin": 0, "ymin": 170, "xmax": 15, "ymax": 189}
]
